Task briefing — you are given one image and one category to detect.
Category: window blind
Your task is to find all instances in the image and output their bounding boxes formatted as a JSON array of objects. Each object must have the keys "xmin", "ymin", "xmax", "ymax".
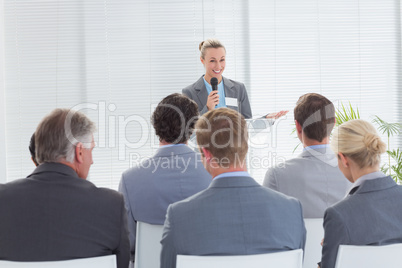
[
  {"xmin": 247, "ymin": 0, "xmax": 401, "ymax": 183},
  {"xmin": 3, "ymin": 0, "xmax": 401, "ymax": 188}
]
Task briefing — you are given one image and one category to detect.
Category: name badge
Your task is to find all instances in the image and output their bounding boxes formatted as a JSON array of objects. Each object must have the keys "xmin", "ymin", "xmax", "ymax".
[{"xmin": 225, "ymin": 97, "xmax": 238, "ymax": 107}]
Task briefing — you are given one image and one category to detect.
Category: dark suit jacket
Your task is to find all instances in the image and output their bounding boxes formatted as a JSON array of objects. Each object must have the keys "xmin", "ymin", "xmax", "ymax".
[
  {"xmin": 321, "ymin": 176, "xmax": 402, "ymax": 268},
  {"xmin": 160, "ymin": 175, "xmax": 306, "ymax": 268},
  {"xmin": 182, "ymin": 75, "xmax": 252, "ymax": 119},
  {"xmin": 0, "ymin": 163, "xmax": 130, "ymax": 268}
]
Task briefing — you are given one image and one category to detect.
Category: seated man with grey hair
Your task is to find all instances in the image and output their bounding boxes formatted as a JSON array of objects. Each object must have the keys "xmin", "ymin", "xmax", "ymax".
[{"xmin": 0, "ymin": 108, "xmax": 129, "ymax": 268}]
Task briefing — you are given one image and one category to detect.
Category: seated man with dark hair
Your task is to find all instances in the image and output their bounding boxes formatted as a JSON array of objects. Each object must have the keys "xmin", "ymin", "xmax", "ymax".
[
  {"xmin": 263, "ymin": 93, "xmax": 351, "ymax": 218},
  {"xmin": 160, "ymin": 107, "xmax": 306, "ymax": 268},
  {"xmin": 0, "ymin": 109, "xmax": 130, "ymax": 268},
  {"xmin": 119, "ymin": 93, "xmax": 211, "ymax": 261}
]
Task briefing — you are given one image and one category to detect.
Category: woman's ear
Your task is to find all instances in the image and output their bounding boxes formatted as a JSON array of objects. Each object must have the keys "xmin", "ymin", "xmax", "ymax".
[
  {"xmin": 338, "ymin": 152, "xmax": 349, "ymax": 168},
  {"xmin": 200, "ymin": 57, "xmax": 205, "ymax": 65}
]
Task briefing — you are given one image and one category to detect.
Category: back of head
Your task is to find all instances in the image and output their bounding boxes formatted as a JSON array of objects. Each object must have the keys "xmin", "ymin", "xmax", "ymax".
[
  {"xmin": 294, "ymin": 93, "xmax": 335, "ymax": 142},
  {"xmin": 195, "ymin": 108, "xmax": 248, "ymax": 166},
  {"xmin": 35, "ymin": 108, "xmax": 96, "ymax": 165},
  {"xmin": 199, "ymin": 38, "xmax": 226, "ymax": 59},
  {"xmin": 331, "ymin": 119, "xmax": 386, "ymax": 168},
  {"xmin": 152, "ymin": 93, "xmax": 199, "ymax": 144},
  {"xmin": 29, "ymin": 133, "xmax": 38, "ymax": 166}
]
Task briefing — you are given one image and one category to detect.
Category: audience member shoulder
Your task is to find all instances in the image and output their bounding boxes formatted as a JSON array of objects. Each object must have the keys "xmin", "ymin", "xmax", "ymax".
[
  {"xmin": 0, "ymin": 178, "xmax": 27, "ymax": 194},
  {"xmin": 168, "ymin": 187, "xmax": 210, "ymax": 210},
  {"xmin": 96, "ymin": 185, "xmax": 125, "ymax": 200},
  {"xmin": 121, "ymin": 157, "xmax": 154, "ymax": 178},
  {"xmin": 263, "ymin": 185, "xmax": 302, "ymax": 204}
]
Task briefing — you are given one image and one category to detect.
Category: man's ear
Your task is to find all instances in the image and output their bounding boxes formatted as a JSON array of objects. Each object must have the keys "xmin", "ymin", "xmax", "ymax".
[
  {"xmin": 201, "ymin": 147, "xmax": 212, "ymax": 162},
  {"xmin": 338, "ymin": 152, "xmax": 349, "ymax": 168},
  {"xmin": 75, "ymin": 142, "xmax": 84, "ymax": 164},
  {"xmin": 295, "ymin": 120, "xmax": 303, "ymax": 134}
]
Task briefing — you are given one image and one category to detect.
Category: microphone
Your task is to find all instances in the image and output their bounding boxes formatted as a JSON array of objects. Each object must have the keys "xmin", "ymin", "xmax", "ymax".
[{"xmin": 211, "ymin": 77, "xmax": 218, "ymax": 91}]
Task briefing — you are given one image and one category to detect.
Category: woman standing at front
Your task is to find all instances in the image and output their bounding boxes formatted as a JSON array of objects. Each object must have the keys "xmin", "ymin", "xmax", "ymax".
[
  {"xmin": 320, "ymin": 119, "xmax": 402, "ymax": 268},
  {"xmin": 182, "ymin": 38, "xmax": 286, "ymax": 119}
]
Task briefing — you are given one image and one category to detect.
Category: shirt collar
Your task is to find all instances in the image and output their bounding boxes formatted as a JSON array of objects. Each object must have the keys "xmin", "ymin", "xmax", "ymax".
[
  {"xmin": 160, "ymin": 143, "xmax": 187, "ymax": 148},
  {"xmin": 303, "ymin": 144, "xmax": 330, "ymax": 151},
  {"xmin": 213, "ymin": 171, "xmax": 251, "ymax": 181},
  {"xmin": 347, "ymin": 171, "xmax": 386, "ymax": 195}
]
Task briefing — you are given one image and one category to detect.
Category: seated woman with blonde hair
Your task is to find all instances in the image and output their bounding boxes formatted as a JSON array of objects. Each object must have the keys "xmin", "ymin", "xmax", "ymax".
[{"xmin": 320, "ymin": 119, "xmax": 402, "ymax": 268}]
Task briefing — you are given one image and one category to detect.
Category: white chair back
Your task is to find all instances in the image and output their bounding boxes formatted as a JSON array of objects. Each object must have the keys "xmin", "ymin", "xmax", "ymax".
[
  {"xmin": 0, "ymin": 255, "xmax": 116, "ymax": 268},
  {"xmin": 134, "ymin": 221, "xmax": 164, "ymax": 268},
  {"xmin": 176, "ymin": 249, "xmax": 303, "ymax": 268},
  {"xmin": 303, "ymin": 218, "xmax": 324, "ymax": 268},
  {"xmin": 334, "ymin": 243, "xmax": 402, "ymax": 268}
]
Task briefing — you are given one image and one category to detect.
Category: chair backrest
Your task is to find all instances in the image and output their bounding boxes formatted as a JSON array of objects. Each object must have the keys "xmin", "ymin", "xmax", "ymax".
[
  {"xmin": 334, "ymin": 243, "xmax": 402, "ymax": 268},
  {"xmin": 134, "ymin": 221, "xmax": 164, "ymax": 268},
  {"xmin": 176, "ymin": 249, "xmax": 303, "ymax": 268},
  {"xmin": 303, "ymin": 218, "xmax": 324, "ymax": 268},
  {"xmin": 0, "ymin": 255, "xmax": 116, "ymax": 268}
]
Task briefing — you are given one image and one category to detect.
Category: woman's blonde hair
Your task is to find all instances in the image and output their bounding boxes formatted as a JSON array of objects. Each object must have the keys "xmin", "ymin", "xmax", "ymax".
[
  {"xmin": 331, "ymin": 119, "xmax": 386, "ymax": 168},
  {"xmin": 199, "ymin": 38, "xmax": 226, "ymax": 59}
]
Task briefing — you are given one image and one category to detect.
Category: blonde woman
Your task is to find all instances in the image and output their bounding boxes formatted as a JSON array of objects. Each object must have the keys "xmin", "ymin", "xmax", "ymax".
[
  {"xmin": 182, "ymin": 38, "xmax": 287, "ymax": 119},
  {"xmin": 320, "ymin": 119, "xmax": 402, "ymax": 268}
]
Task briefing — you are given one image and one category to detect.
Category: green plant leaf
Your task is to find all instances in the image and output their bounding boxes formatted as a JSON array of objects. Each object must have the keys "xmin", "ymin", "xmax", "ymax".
[
  {"xmin": 387, "ymin": 149, "xmax": 402, "ymax": 183},
  {"xmin": 292, "ymin": 142, "xmax": 302, "ymax": 153},
  {"xmin": 380, "ymin": 164, "xmax": 389, "ymax": 175},
  {"xmin": 372, "ymin": 116, "xmax": 402, "ymax": 138},
  {"xmin": 335, "ymin": 102, "xmax": 360, "ymax": 126}
]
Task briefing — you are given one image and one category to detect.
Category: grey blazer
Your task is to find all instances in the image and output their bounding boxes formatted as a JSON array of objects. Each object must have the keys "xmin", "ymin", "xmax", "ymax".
[
  {"xmin": 321, "ymin": 176, "xmax": 402, "ymax": 268},
  {"xmin": 182, "ymin": 75, "xmax": 252, "ymax": 119},
  {"xmin": 160, "ymin": 175, "xmax": 306, "ymax": 268},
  {"xmin": 0, "ymin": 163, "xmax": 130, "ymax": 268},
  {"xmin": 118, "ymin": 145, "xmax": 211, "ymax": 259},
  {"xmin": 263, "ymin": 147, "xmax": 351, "ymax": 218}
]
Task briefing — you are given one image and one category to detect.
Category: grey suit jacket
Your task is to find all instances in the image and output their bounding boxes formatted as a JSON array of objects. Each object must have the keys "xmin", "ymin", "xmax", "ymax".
[
  {"xmin": 321, "ymin": 176, "xmax": 402, "ymax": 268},
  {"xmin": 0, "ymin": 163, "xmax": 130, "ymax": 268},
  {"xmin": 182, "ymin": 75, "xmax": 252, "ymax": 119},
  {"xmin": 263, "ymin": 147, "xmax": 351, "ymax": 218},
  {"xmin": 118, "ymin": 145, "xmax": 211, "ymax": 259},
  {"xmin": 160, "ymin": 175, "xmax": 306, "ymax": 268}
]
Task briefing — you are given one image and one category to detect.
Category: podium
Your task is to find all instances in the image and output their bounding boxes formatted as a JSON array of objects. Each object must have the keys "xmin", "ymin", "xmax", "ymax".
[{"xmin": 246, "ymin": 118, "xmax": 276, "ymax": 184}]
